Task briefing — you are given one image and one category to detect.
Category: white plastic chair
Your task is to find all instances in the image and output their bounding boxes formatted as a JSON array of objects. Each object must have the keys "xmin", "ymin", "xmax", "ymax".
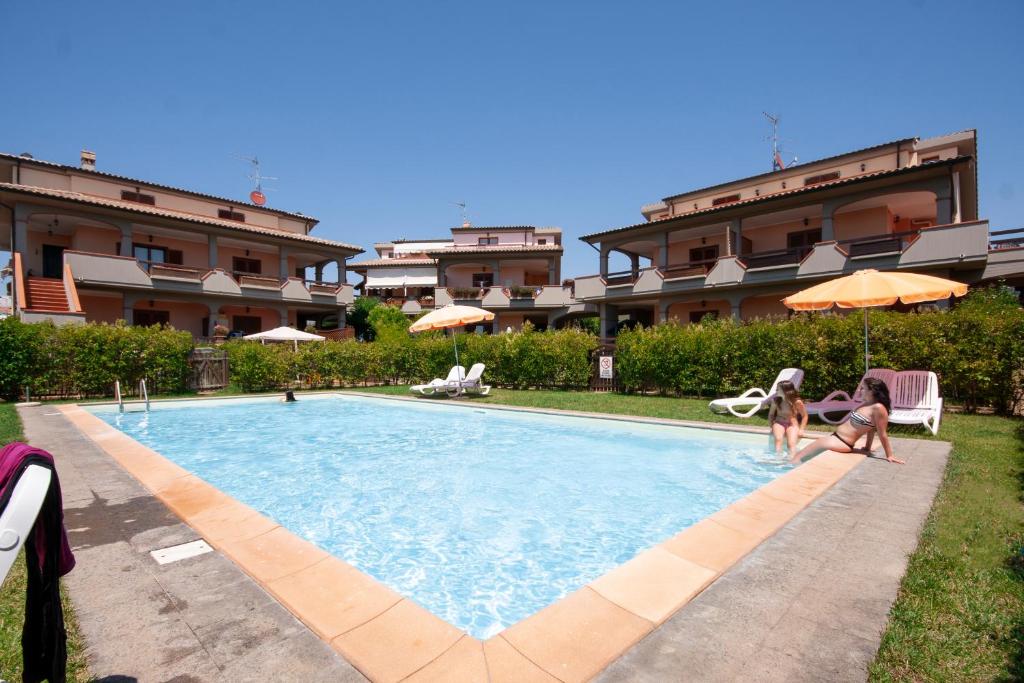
[
  {"xmin": 410, "ymin": 366, "xmax": 466, "ymax": 396},
  {"xmin": 0, "ymin": 465, "xmax": 52, "ymax": 585},
  {"xmin": 805, "ymin": 368, "xmax": 897, "ymax": 425},
  {"xmin": 888, "ymin": 370, "xmax": 943, "ymax": 435},
  {"xmin": 708, "ymin": 368, "xmax": 804, "ymax": 418}
]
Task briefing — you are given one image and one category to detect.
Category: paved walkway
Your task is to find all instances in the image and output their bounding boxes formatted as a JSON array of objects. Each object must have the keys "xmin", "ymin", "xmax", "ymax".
[
  {"xmin": 597, "ymin": 436, "xmax": 949, "ymax": 682},
  {"xmin": 19, "ymin": 404, "xmax": 948, "ymax": 682},
  {"xmin": 19, "ymin": 405, "xmax": 364, "ymax": 682}
]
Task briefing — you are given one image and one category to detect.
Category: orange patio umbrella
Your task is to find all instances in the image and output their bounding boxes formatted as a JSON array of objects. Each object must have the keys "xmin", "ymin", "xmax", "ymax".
[
  {"xmin": 409, "ymin": 305, "xmax": 495, "ymax": 390},
  {"xmin": 782, "ymin": 269, "xmax": 969, "ymax": 373}
]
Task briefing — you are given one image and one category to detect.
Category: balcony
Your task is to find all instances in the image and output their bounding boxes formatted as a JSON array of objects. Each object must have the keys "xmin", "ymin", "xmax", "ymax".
[
  {"xmin": 574, "ymin": 220, "xmax": 991, "ymax": 301},
  {"xmin": 432, "ymin": 285, "xmax": 573, "ymax": 309},
  {"xmin": 63, "ymin": 251, "xmax": 354, "ymax": 306}
]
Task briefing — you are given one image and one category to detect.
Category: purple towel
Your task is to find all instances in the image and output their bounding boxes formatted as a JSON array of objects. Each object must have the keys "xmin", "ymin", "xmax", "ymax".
[{"xmin": 0, "ymin": 442, "xmax": 75, "ymax": 576}]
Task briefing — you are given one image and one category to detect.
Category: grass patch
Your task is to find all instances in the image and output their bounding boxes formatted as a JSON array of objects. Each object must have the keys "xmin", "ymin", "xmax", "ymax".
[
  {"xmin": 353, "ymin": 386, "xmax": 1024, "ymax": 680},
  {"xmin": 0, "ymin": 403, "xmax": 90, "ymax": 682}
]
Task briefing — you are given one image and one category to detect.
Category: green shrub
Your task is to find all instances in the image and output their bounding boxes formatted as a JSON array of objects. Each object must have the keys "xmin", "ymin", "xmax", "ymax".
[
  {"xmin": 614, "ymin": 288, "xmax": 1024, "ymax": 412},
  {"xmin": 224, "ymin": 341, "xmax": 289, "ymax": 392}
]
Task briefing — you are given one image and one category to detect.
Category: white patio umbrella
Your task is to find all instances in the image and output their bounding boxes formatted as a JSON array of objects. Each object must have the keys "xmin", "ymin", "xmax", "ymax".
[{"xmin": 243, "ymin": 326, "xmax": 326, "ymax": 351}]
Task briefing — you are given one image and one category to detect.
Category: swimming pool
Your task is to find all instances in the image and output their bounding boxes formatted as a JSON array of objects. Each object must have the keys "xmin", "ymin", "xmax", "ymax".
[{"xmin": 91, "ymin": 394, "xmax": 789, "ymax": 638}]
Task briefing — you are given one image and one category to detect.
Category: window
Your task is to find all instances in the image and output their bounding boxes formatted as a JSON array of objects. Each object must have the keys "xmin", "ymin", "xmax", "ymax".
[
  {"xmin": 804, "ymin": 171, "xmax": 840, "ymax": 186},
  {"xmin": 921, "ymin": 155, "xmax": 939, "ymax": 163},
  {"xmin": 472, "ymin": 272, "xmax": 494, "ymax": 288},
  {"xmin": 133, "ymin": 244, "xmax": 167, "ymax": 271},
  {"xmin": 477, "ymin": 237, "xmax": 499, "ymax": 246},
  {"xmin": 232, "ymin": 257, "xmax": 262, "ymax": 275},
  {"xmin": 537, "ymin": 238, "xmax": 547, "ymax": 245},
  {"xmin": 689, "ymin": 245, "xmax": 719, "ymax": 264},
  {"xmin": 231, "ymin": 315, "xmax": 262, "ymax": 335},
  {"xmin": 787, "ymin": 228, "xmax": 822, "ymax": 258},
  {"xmin": 711, "ymin": 193, "xmax": 741, "ymax": 206},
  {"xmin": 218, "ymin": 209, "xmax": 246, "ymax": 222},
  {"xmin": 134, "ymin": 310, "xmax": 170, "ymax": 327},
  {"xmin": 121, "ymin": 190, "xmax": 156, "ymax": 205}
]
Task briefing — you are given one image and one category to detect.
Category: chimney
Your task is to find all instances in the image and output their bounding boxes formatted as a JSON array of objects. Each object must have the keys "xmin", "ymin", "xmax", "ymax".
[
  {"xmin": 80, "ymin": 149, "xmax": 96, "ymax": 171},
  {"xmin": 462, "ymin": 220, "xmax": 471, "ymax": 228}
]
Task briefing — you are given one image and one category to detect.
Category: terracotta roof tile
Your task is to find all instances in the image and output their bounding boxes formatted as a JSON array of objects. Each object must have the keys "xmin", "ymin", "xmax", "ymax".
[
  {"xmin": 581, "ymin": 156, "xmax": 971, "ymax": 242},
  {"xmin": 0, "ymin": 183, "xmax": 363, "ymax": 253},
  {"xmin": 349, "ymin": 257, "xmax": 436, "ymax": 268},
  {"xmin": 0, "ymin": 152, "xmax": 318, "ymax": 223}
]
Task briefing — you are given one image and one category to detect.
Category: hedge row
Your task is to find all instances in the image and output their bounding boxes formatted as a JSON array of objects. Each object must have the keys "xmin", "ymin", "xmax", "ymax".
[
  {"xmin": 615, "ymin": 287, "xmax": 1024, "ymax": 412},
  {"xmin": 0, "ymin": 319, "xmax": 193, "ymax": 400},
  {"xmin": 224, "ymin": 326, "xmax": 599, "ymax": 392}
]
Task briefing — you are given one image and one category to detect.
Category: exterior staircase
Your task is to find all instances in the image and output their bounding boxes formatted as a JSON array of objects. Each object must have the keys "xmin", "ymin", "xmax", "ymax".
[{"xmin": 24, "ymin": 277, "xmax": 71, "ymax": 312}]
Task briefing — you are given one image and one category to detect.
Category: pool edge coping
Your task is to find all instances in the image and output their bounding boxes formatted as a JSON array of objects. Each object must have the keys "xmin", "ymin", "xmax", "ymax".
[{"xmin": 57, "ymin": 395, "xmax": 864, "ymax": 682}]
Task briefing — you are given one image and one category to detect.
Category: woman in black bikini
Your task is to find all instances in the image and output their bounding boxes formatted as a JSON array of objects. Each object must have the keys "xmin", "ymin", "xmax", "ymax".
[{"xmin": 790, "ymin": 377, "xmax": 905, "ymax": 465}]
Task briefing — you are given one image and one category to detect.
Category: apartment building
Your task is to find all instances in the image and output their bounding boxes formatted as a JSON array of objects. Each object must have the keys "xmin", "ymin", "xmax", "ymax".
[
  {"xmin": 1, "ymin": 150, "xmax": 362, "ymax": 337},
  {"xmin": 350, "ymin": 225, "xmax": 593, "ymax": 331},
  {"xmin": 574, "ymin": 130, "xmax": 1023, "ymax": 335}
]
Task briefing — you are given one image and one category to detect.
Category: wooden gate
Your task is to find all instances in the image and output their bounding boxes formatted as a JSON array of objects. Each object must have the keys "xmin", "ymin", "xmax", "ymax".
[
  {"xmin": 590, "ymin": 340, "xmax": 619, "ymax": 392},
  {"xmin": 189, "ymin": 348, "xmax": 228, "ymax": 391}
]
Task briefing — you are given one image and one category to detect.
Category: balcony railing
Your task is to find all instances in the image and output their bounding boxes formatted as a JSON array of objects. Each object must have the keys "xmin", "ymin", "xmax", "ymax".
[
  {"xmin": 660, "ymin": 259, "xmax": 716, "ymax": 278},
  {"xmin": 740, "ymin": 247, "xmax": 810, "ymax": 270},
  {"xmin": 63, "ymin": 250, "xmax": 354, "ymax": 305},
  {"xmin": 990, "ymin": 228, "xmax": 1024, "ymax": 250},
  {"xmin": 146, "ymin": 262, "xmax": 205, "ymax": 280},
  {"xmin": 604, "ymin": 270, "xmax": 636, "ymax": 286},
  {"xmin": 837, "ymin": 230, "xmax": 919, "ymax": 257}
]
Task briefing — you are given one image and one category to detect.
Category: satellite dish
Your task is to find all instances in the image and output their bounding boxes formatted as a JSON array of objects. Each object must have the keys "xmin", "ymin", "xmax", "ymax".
[{"xmin": 250, "ymin": 190, "xmax": 267, "ymax": 206}]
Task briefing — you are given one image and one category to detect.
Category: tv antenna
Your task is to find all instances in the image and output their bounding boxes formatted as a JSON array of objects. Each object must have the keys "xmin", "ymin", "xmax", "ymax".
[
  {"xmin": 763, "ymin": 112, "xmax": 797, "ymax": 171},
  {"xmin": 452, "ymin": 201, "xmax": 470, "ymax": 227},
  {"xmin": 233, "ymin": 154, "xmax": 277, "ymax": 205}
]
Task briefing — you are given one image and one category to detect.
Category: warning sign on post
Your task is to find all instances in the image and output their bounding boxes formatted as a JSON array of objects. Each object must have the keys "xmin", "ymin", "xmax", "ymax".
[{"xmin": 599, "ymin": 355, "xmax": 614, "ymax": 379}]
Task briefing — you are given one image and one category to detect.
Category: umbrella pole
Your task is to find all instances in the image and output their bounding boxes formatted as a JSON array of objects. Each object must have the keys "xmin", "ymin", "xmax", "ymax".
[
  {"xmin": 863, "ymin": 308, "xmax": 869, "ymax": 374},
  {"xmin": 451, "ymin": 329, "xmax": 462, "ymax": 395}
]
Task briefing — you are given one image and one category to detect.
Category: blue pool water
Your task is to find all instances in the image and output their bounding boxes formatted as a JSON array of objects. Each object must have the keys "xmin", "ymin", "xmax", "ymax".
[{"xmin": 92, "ymin": 394, "xmax": 788, "ymax": 638}]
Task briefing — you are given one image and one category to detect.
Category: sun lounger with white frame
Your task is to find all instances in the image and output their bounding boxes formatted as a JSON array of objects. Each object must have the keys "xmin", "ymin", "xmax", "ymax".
[
  {"xmin": 0, "ymin": 464, "xmax": 51, "ymax": 584},
  {"xmin": 410, "ymin": 366, "xmax": 466, "ymax": 396},
  {"xmin": 708, "ymin": 368, "xmax": 804, "ymax": 418},
  {"xmin": 451, "ymin": 363, "xmax": 491, "ymax": 396},
  {"xmin": 888, "ymin": 370, "xmax": 943, "ymax": 435},
  {"xmin": 805, "ymin": 368, "xmax": 897, "ymax": 425}
]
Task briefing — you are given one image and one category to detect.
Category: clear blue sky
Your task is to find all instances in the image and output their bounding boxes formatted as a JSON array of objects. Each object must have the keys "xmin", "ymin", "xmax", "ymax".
[{"xmin": 2, "ymin": 0, "xmax": 1021, "ymax": 280}]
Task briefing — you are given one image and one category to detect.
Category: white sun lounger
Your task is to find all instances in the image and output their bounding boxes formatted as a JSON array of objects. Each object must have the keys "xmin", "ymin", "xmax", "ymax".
[
  {"xmin": 888, "ymin": 370, "xmax": 943, "ymax": 435},
  {"xmin": 805, "ymin": 368, "xmax": 897, "ymax": 425},
  {"xmin": 410, "ymin": 366, "xmax": 466, "ymax": 396},
  {"xmin": 0, "ymin": 464, "xmax": 51, "ymax": 585},
  {"xmin": 708, "ymin": 368, "xmax": 804, "ymax": 418},
  {"xmin": 452, "ymin": 363, "xmax": 491, "ymax": 396}
]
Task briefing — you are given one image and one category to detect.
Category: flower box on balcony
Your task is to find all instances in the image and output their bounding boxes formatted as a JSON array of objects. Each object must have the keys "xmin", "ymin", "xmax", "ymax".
[
  {"xmin": 448, "ymin": 287, "xmax": 483, "ymax": 299},
  {"xmin": 506, "ymin": 286, "xmax": 538, "ymax": 299}
]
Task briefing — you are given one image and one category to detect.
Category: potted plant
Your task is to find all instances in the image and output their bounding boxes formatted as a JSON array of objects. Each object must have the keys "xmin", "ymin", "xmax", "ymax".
[{"xmin": 212, "ymin": 322, "xmax": 229, "ymax": 343}]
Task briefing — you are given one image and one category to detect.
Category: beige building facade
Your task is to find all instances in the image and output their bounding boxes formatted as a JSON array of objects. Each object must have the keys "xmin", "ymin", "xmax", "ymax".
[
  {"xmin": 1, "ymin": 151, "xmax": 362, "ymax": 337},
  {"xmin": 351, "ymin": 225, "xmax": 595, "ymax": 331},
  {"xmin": 576, "ymin": 130, "xmax": 1024, "ymax": 335}
]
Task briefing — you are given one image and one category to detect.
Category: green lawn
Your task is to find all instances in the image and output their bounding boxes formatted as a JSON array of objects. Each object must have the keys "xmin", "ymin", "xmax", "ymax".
[
  {"xmin": 0, "ymin": 403, "xmax": 90, "ymax": 682},
  {"xmin": 353, "ymin": 386, "xmax": 1024, "ymax": 681}
]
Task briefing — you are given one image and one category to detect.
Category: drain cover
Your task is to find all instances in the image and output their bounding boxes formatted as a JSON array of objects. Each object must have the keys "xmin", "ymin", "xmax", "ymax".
[{"xmin": 150, "ymin": 539, "xmax": 213, "ymax": 565}]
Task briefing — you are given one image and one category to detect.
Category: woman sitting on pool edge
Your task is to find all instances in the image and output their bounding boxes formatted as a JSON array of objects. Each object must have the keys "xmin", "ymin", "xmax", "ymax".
[{"xmin": 790, "ymin": 377, "xmax": 905, "ymax": 465}]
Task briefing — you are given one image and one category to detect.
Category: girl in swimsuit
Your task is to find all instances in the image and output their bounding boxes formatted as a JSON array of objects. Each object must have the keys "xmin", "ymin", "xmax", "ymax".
[
  {"xmin": 767, "ymin": 380, "xmax": 807, "ymax": 456},
  {"xmin": 790, "ymin": 377, "xmax": 905, "ymax": 465}
]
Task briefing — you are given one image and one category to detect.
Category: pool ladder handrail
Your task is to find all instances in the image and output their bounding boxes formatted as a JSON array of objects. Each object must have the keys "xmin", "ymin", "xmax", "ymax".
[{"xmin": 114, "ymin": 379, "xmax": 149, "ymax": 413}]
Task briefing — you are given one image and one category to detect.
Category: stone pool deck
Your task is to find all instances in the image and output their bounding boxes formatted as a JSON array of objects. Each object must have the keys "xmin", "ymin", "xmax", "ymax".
[{"xmin": 16, "ymin": 401, "xmax": 948, "ymax": 681}]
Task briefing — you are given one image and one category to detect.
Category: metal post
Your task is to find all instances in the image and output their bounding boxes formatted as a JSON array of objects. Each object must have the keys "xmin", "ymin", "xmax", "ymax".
[{"xmin": 863, "ymin": 308, "xmax": 870, "ymax": 373}]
